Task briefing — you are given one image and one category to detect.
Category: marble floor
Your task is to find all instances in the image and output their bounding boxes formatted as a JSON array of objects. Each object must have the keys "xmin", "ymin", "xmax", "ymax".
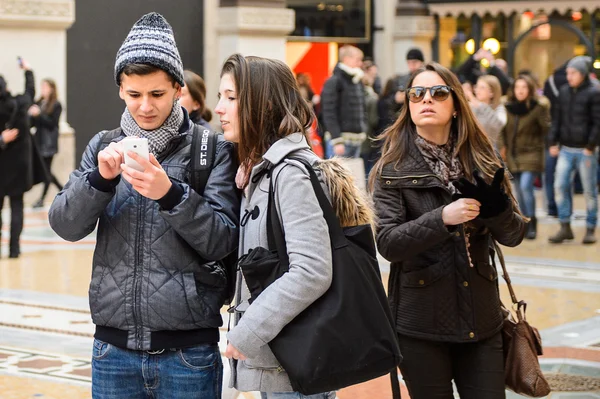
[{"xmin": 0, "ymin": 191, "xmax": 599, "ymax": 398}]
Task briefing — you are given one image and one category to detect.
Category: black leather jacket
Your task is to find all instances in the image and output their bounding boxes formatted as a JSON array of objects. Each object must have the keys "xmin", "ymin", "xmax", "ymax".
[
  {"xmin": 372, "ymin": 138, "xmax": 525, "ymax": 342},
  {"xmin": 49, "ymin": 117, "xmax": 240, "ymax": 350}
]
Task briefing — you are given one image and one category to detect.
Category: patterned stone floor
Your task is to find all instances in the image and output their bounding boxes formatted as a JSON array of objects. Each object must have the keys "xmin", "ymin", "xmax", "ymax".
[{"xmin": 1, "ymin": 192, "xmax": 600, "ymax": 398}]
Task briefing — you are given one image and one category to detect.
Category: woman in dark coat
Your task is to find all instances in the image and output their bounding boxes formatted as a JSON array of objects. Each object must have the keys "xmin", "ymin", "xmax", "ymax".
[
  {"xmin": 30, "ymin": 78, "xmax": 63, "ymax": 208},
  {"xmin": 498, "ymin": 75, "xmax": 551, "ymax": 239},
  {"xmin": 0, "ymin": 64, "xmax": 35, "ymax": 258},
  {"xmin": 370, "ymin": 62, "xmax": 525, "ymax": 399}
]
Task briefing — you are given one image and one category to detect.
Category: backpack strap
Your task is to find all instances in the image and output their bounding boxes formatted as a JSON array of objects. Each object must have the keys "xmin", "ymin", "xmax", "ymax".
[
  {"xmin": 548, "ymin": 75, "xmax": 559, "ymax": 98},
  {"xmin": 94, "ymin": 128, "xmax": 123, "ymax": 164},
  {"xmin": 190, "ymin": 124, "xmax": 218, "ymax": 195}
]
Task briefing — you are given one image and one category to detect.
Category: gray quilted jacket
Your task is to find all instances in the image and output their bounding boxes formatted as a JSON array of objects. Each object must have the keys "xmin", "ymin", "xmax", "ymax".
[{"xmin": 48, "ymin": 119, "xmax": 240, "ymax": 351}]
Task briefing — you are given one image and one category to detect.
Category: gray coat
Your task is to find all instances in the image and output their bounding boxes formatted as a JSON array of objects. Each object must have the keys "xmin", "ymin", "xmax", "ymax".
[
  {"xmin": 48, "ymin": 121, "xmax": 240, "ymax": 351},
  {"xmin": 228, "ymin": 133, "xmax": 333, "ymax": 392}
]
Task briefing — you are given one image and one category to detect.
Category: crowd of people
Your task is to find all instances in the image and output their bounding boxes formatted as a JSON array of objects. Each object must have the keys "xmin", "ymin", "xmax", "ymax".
[
  {"xmin": 312, "ymin": 44, "xmax": 600, "ymax": 244},
  {"xmin": 1, "ymin": 9, "xmax": 599, "ymax": 399}
]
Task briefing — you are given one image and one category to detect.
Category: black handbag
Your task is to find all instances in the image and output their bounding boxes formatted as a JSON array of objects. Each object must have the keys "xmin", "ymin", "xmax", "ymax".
[{"xmin": 239, "ymin": 157, "xmax": 402, "ymax": 395}]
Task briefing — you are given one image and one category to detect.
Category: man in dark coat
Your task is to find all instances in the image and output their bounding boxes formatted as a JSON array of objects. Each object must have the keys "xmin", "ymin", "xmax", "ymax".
[
  {"xmin": 321, "ymin": 45, "xmax": 367, "ymax": 158},
  {"xmin": 543, "ymin": 61, "xmax": 569, "ymax": 217},
  {"xmin": 548, "ymin": 56, "xmax": 600, "ymax": 245},
  {"xmin": 0, "ymin": 60, "xmax": 35, "ymax": 258}
]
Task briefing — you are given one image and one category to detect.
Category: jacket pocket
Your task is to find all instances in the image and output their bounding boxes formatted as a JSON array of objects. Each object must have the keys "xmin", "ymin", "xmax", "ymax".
[
  {"xmin": 475, "ymin": 261, "xmax": 498, "ymax": 282},
  {"xmin": 242, "ymin": 355, "xmax": 283, "ymax": 372},
  {"xmin": 401, "ymin": 262, "xmax": 443, "ymax": 288}
]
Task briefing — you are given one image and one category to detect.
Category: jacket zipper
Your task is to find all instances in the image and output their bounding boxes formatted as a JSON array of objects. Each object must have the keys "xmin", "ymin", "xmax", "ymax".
[
  {"xmin": 130, "ymin": 134, "xmax": 182, "ymax": 349},
  {"xmin": 133, "ymin": 195, "xmax": 145, "ymax": 349},
  {"xmin": 381, "ymin": 174, "xmax": 450, "ymax": 194}
]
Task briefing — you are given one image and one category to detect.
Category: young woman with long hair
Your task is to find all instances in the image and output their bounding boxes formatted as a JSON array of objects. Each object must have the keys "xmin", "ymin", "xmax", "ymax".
[
  {"xmin": 217, "ymin": 53, "xmax": 338, "ymax": 399},
  {"xmin": 498, "ymin": 75, "xmax": 551, "ymax": 239},
  {"xmin": 29, "ymin": 78, "xmax": 63, "ymax": 208},
  {"xmin": 370, "ymin": 62, "xmax": 526, "ymax": 399}
]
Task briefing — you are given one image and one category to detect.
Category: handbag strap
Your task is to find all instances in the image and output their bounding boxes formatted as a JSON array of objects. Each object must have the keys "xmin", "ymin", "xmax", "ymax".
[
  {"xmin": 265, "ymin": 155, "xmax": 349, "ymax": 266},
  {"xmin": 492, "ymin": 240, "xmax": 526, "ymax": 321},
  {"xmin": 287, "ymin": 156, "xmax": 347, "ymax": 249},
  {"xmin": 266, "ymin": 169, "xmax": 290, "ymax": 269}
]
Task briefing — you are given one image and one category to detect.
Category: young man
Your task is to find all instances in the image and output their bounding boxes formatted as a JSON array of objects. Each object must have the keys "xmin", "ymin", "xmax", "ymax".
[
  {"xmin": 548, "ymin": 55, "xmax": 600, "ymax": 245},
  {"xmin": 49, "ymin": 13, "xmax": 239, "ymax": 398}
]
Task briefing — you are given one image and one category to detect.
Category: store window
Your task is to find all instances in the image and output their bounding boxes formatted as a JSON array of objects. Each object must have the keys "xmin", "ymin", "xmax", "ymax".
[{"xmin": 287, "ymin": 0, "xmax": 370, "ymax": 43}]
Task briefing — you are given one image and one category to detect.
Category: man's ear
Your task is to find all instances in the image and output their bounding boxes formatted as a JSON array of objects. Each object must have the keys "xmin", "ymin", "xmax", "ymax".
[
  {"xmin": 119, "ymin": 85, "xmax": 125, "ymax": 100},
  {"xmin": 175, "ymin": 83, "xmax": 182, "ymax": 99}
]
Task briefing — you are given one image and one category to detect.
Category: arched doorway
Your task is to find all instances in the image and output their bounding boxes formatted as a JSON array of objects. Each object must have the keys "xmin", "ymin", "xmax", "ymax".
[{"xmin": 507, "ymin": 18, "xmax": 595, "ymax": 77}]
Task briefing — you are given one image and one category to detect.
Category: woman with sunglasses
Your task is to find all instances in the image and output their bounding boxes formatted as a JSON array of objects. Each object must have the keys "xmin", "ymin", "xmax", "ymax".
[{"xmin": 370, "ymin": 63, "xmax": 525, "ymax": 399}]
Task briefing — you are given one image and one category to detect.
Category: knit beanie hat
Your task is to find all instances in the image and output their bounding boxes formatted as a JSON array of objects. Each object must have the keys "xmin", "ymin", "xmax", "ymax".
[
  {"xmin": 566, "ymin": 56, "xmax": 592, "ymax": 77},
  {"xmin": 406, "ymin": 48, "xmax": 425, "ymax": 62},
  {"xmin": 114, "ymin": 12, "xmax": 184, "ymax": 87}
]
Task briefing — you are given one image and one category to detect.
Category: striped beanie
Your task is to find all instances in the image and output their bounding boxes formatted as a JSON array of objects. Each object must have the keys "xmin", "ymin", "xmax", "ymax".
[{"xmin": 114, "ymin": 12, "xmax": 184, "ymax": 87}]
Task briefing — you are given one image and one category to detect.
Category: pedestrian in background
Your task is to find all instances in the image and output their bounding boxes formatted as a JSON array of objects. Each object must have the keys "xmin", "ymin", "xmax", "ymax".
[
  {"xmin": 30, "ymin": 78, "xmax": 64, "ymax": 208},
  {"xmin": 466, "ymin": 75, "xmax": 507, "ymax": 145},
  {"xmin": 320, "ymin": 45, "xmax": 366, "ymax": 158},
  {"xmin": 181, "ymin": 69, "xmax": 212, "ymax": 129},
  {"xmin": 548, "ymin": 55, "xmax": 600, "ymax": 245},
  {"xmin": 0, "ymin": 58, "xmax": 35, "ymax": 258},
  {"xmin": 498, "ymin": 74, "xmax": 551, "ymax": 239}
]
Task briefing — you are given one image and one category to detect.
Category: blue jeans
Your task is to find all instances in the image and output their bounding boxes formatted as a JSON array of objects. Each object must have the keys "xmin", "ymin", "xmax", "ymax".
[
  {"xmin": 554, "ymin": 147, "xmax": 598, "ymax": 228},
  {"xmin": 260, "ymin": 392, "xmax": 336, "ymax": 399},
  {"xmin": 92, "ymin": 339, "xmax": 222, "ymax": 399},
  {"xmin": 513, "ymin": 172, "xmax": 538, "ymax": 218}
]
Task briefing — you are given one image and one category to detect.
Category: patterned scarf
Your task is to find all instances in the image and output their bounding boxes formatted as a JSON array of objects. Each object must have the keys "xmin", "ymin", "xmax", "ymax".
[
  {"xmin": 415, "ymin": 133, "xmax": 463, "ymax": 193},
  {"xmin": 120, "ymin": 101, "xmax": 184, "ymax": 155}
]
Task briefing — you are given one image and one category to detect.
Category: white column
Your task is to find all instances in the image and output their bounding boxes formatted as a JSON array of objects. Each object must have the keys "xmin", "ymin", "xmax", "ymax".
[
  {"xmin": 204, "ymin": 3, "xmax": 295, "ymax": 120},
  {"xmin": 439, "ymin": 17, "xmax": 457, "ymax": 69},
  {"xmin": 393, "ymin": 15, "xmax": 435, "ymax": 75},
  {"xmin": 0, "ymin": 0, "xmax": 75, "ymax": 133},
  {"xmin": 373, "ymin": 0, "xmax": 397, "ymax": 83}
]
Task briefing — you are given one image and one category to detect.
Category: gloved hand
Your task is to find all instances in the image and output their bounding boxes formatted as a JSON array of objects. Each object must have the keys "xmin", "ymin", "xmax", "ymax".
[{"xmin": 452, "ymin": 168, "xmax": 509, "ymax": 219}]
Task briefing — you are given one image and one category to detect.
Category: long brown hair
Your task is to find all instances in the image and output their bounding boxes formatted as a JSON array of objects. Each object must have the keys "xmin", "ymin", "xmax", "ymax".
[
  {"xmin": 39, "ymin": 78, "xmax": 58, "ymax": 114},
  {"xmin": 183, "ymin": 70, "xmax": 212, "ymax": 122},
  {"xmin": 220, "ymin": 54, "xmax": 313, "ymax": 167},
  {"xmin": 370, "ymin": 62, "xmax": 521, "ymax": 215}
]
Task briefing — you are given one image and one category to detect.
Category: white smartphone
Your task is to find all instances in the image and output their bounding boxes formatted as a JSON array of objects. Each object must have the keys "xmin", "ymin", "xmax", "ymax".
[{"xmin": 122, "ymin": 137, "xmax": 150, "ymax": 172}]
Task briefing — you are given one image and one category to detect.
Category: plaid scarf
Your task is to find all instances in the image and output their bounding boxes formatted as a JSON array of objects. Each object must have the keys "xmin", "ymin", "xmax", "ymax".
[
  {"xmin": 415, "ymin": 133, "xmax": 463, "ymax": 193},
  {"xmin": 120, "ymin": 101, "xmax": 184, "ymax": 155}
]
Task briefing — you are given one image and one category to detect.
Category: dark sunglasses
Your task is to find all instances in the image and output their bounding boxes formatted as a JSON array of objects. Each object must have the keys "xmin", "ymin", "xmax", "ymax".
[{"xmin": 407, "ymin": 85, "xmax": 454, "ymax": 103}]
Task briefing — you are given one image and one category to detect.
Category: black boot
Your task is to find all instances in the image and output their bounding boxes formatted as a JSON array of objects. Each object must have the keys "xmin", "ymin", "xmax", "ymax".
[
  {"xmin": 9, "ymin": 236, "xmax": 20, "ymax": 258},
  {"xmin": 582, "ymin": 228, "xmax": 597, "ymax": 244},
  {"xmin": 548, "ymin": 222, "xmax": 574, "ymax": 244},
  {"xmin": 525, "ymin": 217, "xmax": 537, "ymax": 240}
]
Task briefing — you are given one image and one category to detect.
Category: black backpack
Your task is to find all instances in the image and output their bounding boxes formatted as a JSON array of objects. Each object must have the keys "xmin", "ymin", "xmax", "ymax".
[{"xmin": 95, "ymin": 124, "xmax": 238, "ymax": 304}]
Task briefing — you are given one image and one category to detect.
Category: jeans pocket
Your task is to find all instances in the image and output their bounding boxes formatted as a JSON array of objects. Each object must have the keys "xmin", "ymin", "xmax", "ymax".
[
  {"xmin": 178, "ymin": 344, "xmax": 220, "ymax": 370},
  {"xmin": 92, "ymin": 338, "xmax": 112, "ymax": 360}
]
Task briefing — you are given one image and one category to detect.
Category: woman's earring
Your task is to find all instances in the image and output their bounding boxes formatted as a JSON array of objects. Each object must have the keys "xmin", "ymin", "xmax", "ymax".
[{"xmin": 453, "ymin": 113, "xmax": 457, "ymax": 118}]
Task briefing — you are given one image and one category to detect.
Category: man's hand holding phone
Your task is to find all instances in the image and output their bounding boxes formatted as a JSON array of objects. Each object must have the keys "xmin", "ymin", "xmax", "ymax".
[
  {"xmin": 98, "ymin": 142, "xmax": 124, "ymax": 180},
  {"xmin": 121, "ymin": 152, "xmax": 172, "ymax": 200}
]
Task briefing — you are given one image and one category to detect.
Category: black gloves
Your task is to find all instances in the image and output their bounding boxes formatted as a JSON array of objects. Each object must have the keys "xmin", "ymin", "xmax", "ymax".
[{"xmin": 452, "ymin": 168, "xmax": 510, "ymax": 219}]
